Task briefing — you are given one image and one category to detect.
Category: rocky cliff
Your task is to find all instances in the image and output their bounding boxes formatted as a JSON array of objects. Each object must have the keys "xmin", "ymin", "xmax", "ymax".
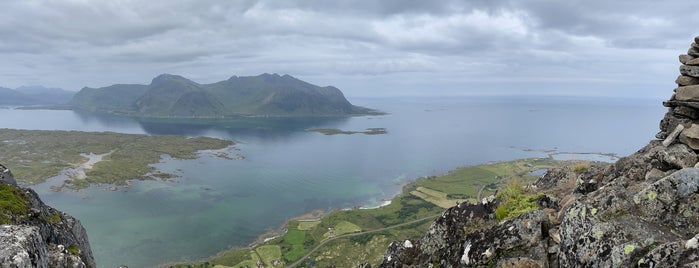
[
  {"xmin": 0, "ymin": 164, "xmax": 95, "ymax": 268},
  {"xmin": 376, "ymin": 36, "xmax": 699, "ymax": 267}
]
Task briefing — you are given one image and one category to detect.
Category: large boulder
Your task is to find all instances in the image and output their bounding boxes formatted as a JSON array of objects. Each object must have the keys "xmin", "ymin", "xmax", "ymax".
[
  {"xmin": 675, "ymin": 85, "xmax": 699, "ymax": 101},
  {"xmin": 680, "ymin": 124, "xmax": 699, "ymax": 150},
  {"xmin": 676, "ymin": 75, "xmax": 699, "ymax": 86},
  {"xmin": 681, "ymin": 65, "xmax": 699, "ymax": 77}
]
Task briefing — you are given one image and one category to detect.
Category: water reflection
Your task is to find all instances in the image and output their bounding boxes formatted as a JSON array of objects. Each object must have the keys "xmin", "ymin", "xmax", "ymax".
[{"xmin": 71, "ymin": 109, "xmax": 353, "ymax": 140}]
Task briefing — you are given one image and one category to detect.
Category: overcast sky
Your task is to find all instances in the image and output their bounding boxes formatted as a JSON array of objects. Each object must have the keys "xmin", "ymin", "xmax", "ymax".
[{"xmin": 1, "ymin": 0, "xmax": 697, "ymax": 98}]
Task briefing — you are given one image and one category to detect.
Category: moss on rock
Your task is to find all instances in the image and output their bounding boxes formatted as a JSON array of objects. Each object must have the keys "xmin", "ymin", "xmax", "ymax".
[{"xmin": 0, "ymin": 184, "xmax": 28, "ymax": 224}]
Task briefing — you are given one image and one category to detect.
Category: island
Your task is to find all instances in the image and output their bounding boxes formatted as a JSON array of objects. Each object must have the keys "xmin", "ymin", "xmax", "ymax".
[
  {"xmin": 67, "ymin": 73, "xmax": 382, "ymax": 118},
  {"xmin": 0, "ymin": 129, "xmax": 235, "ymax": 189}
]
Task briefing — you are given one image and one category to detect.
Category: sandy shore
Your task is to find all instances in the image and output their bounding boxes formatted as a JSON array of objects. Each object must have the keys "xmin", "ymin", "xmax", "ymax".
[{"xmin": 67, "ymin": 151, "xmax": 113, "ymax": 180}]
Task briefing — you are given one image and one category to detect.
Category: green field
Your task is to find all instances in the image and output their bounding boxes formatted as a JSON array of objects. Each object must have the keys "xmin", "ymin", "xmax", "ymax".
[
  {"xmin": 172, "ymin": 157, "xmax": 572, "ymax": 268},
  {"xmin": 322, "ymin": 221, "xmax": 362, "ymax": 239},
  {"xmin": 0, "ymin": 128, "xmax": 233, "ymax": 189},
  {"xmin": 255, "ymin": 245, "xmax": 282, "ymax": 266},
  {"xmin": 297, "ymin": 220, "xmax": 321, "ymax": 231}
]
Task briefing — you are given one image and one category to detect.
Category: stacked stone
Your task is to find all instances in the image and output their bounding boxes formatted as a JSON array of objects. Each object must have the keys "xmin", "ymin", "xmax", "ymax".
[{"xmin": 659, "ymin": 36, "xmax": 699, "ymax": 150}]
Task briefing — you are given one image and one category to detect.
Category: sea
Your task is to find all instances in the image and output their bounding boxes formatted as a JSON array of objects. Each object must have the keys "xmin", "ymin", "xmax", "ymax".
[{"xmin": 0, "ymin": 96, "xmax": 665, "ymax": 267}]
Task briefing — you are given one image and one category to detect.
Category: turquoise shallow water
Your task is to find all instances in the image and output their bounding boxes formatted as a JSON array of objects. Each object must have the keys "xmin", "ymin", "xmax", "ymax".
[{"xmin": 1, "ymin": 96, "xmax": 664, "ymax": 267}]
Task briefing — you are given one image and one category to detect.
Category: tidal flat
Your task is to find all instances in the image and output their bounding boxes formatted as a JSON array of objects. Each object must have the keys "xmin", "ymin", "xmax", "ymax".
[{"xmin": 0, "ymin": 128, "xmax": 233, "ymax": 189}]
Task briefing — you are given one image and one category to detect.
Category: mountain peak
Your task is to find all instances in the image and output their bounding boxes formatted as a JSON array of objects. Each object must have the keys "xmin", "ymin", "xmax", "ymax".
[{"xmin": 150, "ymin": 74, "xmax": 196, "ymax": 85}]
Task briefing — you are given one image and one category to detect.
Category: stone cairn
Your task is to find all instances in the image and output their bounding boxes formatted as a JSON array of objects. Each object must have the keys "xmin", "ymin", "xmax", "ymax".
[{"xmin": 658, "ymin": 36, "xmax": 699, "ymax": 151}]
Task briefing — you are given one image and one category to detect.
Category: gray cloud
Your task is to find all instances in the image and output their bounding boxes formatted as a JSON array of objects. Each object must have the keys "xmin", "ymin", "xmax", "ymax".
[{"xmin": 0, "ymin": 0, "xmax": 696, "ymax": 98}]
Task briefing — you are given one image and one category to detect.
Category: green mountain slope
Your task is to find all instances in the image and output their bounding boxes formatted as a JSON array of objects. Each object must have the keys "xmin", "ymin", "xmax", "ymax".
[
  {"xmin": 68, "ymin": 73, "xmax": 378, "ymax": 117},
  {"xmin": 69, "ymin": 84, "xmax": 147, "ymax": 112}
]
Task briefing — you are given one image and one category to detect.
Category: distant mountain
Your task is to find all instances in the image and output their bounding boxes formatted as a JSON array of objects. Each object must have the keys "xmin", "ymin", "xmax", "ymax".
[
  {"xmin": 0, "ymin": 86, "xmax": 74, "ymax": 106},
  {"xmin": 69, "ymin": 73, "xmax": 379, "ymax": 117}
]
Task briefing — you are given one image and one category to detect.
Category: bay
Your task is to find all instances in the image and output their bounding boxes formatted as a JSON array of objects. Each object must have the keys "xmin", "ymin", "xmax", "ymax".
[{"xmin": 0, "ymin": 96, "xmax": 664, "ymax": 267}]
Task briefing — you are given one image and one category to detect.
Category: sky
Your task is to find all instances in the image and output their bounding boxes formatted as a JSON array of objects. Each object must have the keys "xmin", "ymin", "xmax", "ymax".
[{"xmin": 1, "ymin": 0, "xmax": 698, "ymax": 98}]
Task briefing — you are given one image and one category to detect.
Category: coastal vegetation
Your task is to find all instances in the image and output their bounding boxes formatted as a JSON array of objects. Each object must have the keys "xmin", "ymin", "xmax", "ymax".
[
  {"xmin": 0, "ymin": 129, "xmax": 233, "ymax": 189},
  {"xmin": 171, "ymin": 158, "xmax": 572, "ymax": 268}
]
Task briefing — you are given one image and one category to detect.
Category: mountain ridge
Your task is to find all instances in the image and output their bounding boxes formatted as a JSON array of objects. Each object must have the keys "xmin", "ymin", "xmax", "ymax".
[
  {"xmin": 0, "ymin": 86, "xmax": 74, "ymax": 106},
  {"xmin": 68, "ymin": 73, "xmax": 380, "ymax": 117}
]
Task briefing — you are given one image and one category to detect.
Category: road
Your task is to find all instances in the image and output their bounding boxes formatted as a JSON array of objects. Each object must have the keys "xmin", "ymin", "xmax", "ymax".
[{"xmin": 284, "ymin": 213, "xmax": 441, "ymax": 268}]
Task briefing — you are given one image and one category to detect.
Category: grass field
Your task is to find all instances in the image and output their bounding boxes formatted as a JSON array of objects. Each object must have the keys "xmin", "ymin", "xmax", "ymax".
[
  {"xmin": 410, "ymin": 186, "xmax": 470, "ymax": 208},
  {"xmin": 297, "ymin": 220, "xmax": 321, "ymax": 231},
  {"xmin": 322, "ymin": 221, "xmax": 361, "ymax": 239},
  {"xmin": 255, "ymin": 245, "xmax": 282, "ymax": 266}
]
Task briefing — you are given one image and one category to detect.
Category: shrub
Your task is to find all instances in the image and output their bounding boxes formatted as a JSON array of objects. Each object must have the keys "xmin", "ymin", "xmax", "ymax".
[
  {"xmin": 494, "ymin": 178, "xmax": 542, "ymax": 221},
  {"xmin": 571, "ymin": 162, "xmax": 590, "ymax": 173},
  {"xmin": 67, "ymin": 244, "xmax": 80, "ymax": 255},
  {"xmin": 44, "ymin": 211, "xmax": 62, "ymax": 225},
  {"xmin": 0, "ymin": 184, "xmax": 28, "ymax": 224}
]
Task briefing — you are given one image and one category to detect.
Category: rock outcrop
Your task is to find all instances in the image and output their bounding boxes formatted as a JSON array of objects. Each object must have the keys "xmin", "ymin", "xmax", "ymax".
[
  {"xmin": 0, "ymin": 164, "xmax": 95, "ymax": 268},
  {"xmin": 377, "ymin": 36, "xmax": 699, "ymax": 267}
]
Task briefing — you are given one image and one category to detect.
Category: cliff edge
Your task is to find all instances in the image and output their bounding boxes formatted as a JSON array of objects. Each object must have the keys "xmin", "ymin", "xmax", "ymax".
[
  {"xmin": 376, "ymin": 36, "xmax": 699, "ymax": 267},
  {"xmin": 0, "ymin": 164, "xmax": 95, "ymax": 268}
]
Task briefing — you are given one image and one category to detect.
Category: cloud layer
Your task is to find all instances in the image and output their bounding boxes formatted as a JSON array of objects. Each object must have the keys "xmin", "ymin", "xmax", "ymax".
[{"xmin": 1, "ymin": 0, "xmax": 697, "ymax": 98}]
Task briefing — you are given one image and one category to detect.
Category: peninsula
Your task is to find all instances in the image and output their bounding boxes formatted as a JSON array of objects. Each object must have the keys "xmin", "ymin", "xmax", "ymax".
[{"xmin": 67, "ymin": 73, "xmax": 380, "ymax": 118}]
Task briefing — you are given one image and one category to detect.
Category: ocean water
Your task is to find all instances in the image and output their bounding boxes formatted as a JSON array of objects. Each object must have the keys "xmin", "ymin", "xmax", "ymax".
[{"xmin": 0, "ymin": 96, "xmax": 665, "ymax": 267}]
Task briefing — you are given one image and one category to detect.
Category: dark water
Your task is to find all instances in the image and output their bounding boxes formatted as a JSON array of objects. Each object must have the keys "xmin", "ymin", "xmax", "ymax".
[{"xmin": 0, "ymin": 96, "xmax": 664, "ymax": 267}]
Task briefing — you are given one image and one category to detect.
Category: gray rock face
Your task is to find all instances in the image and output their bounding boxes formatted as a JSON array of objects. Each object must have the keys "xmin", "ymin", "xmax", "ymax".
[
  {"xmin": 0, "ymin": 225, "xmax": 90, "ymax": 268},
  {"xmin": 602, "ymin": 141, "xmax": 696, "ymax": 183},
  {"xmin": 461, "ymin": 210, "xmax": 549, "ymax": 267},
  {"xmin": 0, "ymin": 164, "xmax": 17, "ymax": 186},
  {"xmin": 0, "ymin": 166, "xmax": 95, "ymax": 268},
  {"xmin": 633, "ymin": 168, "xmax": 699, "ymax": 233},
  {"xmin": 0, "ymin": 225, "xmax": 47, "ymax": 267},
  {"xmin": 380, "ymin": 202, "xmax": 496, "ymax": 267}
]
